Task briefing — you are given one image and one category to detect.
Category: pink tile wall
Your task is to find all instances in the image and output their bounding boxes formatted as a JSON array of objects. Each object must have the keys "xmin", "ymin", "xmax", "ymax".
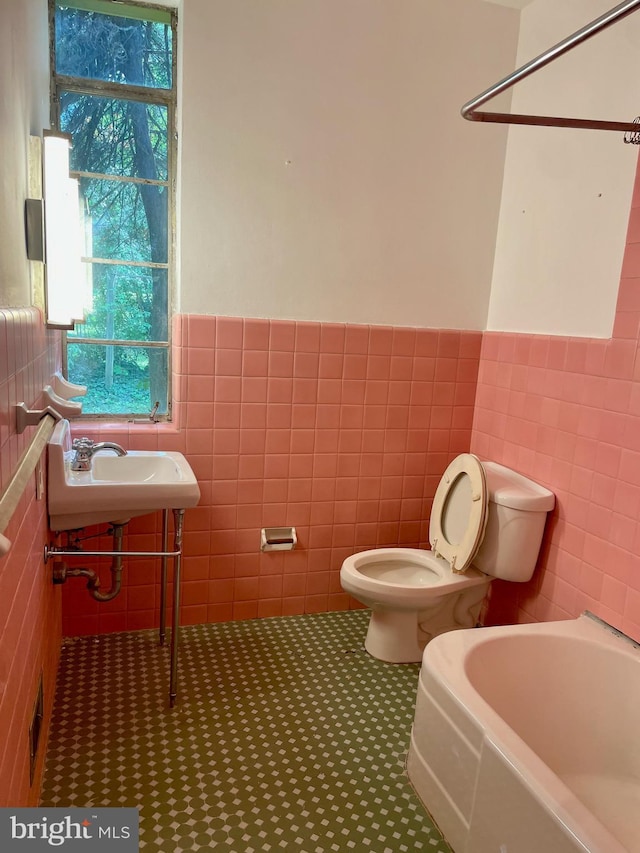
[
  {"xmin": 63, "ymin": 320, "xmax": 481, "ymax": 635},
  {"xmin": 471, "ymin": 156, "xmax": 640, "ymax": 643},
  {"xmin": 0, "ymin": 308, "xmax": 62, "ymax": 805}
]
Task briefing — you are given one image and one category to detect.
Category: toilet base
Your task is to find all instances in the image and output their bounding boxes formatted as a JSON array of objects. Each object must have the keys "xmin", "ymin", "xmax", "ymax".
[
  {"xmin": 365, "ymin": 610, "xmax": 425, "ymax": 663},
  {"xmin": 363, "ymin": 583, "xmax": 490, "ymax": 663}
]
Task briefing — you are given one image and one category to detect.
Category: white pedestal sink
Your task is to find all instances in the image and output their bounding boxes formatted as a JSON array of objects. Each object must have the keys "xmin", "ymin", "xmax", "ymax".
[
  {"xmin": 46, "ymin": 418, "xmax": 200, "ymax": 707},
  {"xmin": 47, "ymin": 418, "xmax": 200, "ymax": 531}
]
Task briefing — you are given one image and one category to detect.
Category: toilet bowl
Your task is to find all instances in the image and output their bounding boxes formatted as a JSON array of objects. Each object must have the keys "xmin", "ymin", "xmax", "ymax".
[{"xmin": 340, "ymin": 454, "xmax": 555, "ymax": 663}]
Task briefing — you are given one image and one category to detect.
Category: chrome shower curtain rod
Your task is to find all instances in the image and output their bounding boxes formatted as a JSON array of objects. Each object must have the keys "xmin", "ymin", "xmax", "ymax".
[{"xmin": 462, "ymin": 0, "xmax": 640, "ymax": 138}]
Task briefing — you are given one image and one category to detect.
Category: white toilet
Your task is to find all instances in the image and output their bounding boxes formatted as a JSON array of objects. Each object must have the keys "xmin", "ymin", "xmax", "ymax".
[{"xmin": 340, "ymin": 454, "xmax": 555, "ymax": 662}]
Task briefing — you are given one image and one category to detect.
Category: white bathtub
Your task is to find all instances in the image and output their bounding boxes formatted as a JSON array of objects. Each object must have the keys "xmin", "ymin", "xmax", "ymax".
[{"xmin": 406, "ymin": 613, "xmax": 640, "ymax": 853}]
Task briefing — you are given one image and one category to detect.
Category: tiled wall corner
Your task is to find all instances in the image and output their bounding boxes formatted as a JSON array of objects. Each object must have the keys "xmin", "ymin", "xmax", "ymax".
[{"xmin": 472, "ymin": 153, "xmax": 640, "ymax": 643}]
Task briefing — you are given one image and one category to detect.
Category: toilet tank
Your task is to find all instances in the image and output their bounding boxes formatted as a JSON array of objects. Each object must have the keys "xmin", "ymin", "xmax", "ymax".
[{"xmin": 472, "ymin": 461, "xmax": 555, "ymax": 582}]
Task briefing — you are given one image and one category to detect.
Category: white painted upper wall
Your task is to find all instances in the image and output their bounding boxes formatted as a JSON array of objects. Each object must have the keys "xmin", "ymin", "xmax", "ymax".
[
  {"xmin": 6, "ymin": 0, "xmax": 634, "ymax": 339},
  {"xmin": 0, "ymin": 0, "xmax": 49, "ymax": 306},
  {"xmin": 487, "ymin": 0, "xmax": 640, "ymax": 337},
  {"xmin": 179, "ymin": 0, "xmax": 520, "ymax": 329}
]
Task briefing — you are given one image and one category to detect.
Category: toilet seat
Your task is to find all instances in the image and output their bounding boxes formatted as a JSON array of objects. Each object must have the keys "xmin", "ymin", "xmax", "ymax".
[{"xmin": 429, "ymin": 453, "xmax": 488, "ymax": 574}]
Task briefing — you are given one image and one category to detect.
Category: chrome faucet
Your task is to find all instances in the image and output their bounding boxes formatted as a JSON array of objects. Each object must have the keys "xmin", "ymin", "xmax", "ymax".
[{"xmin": 71, "ymin": 437, "xmax": 127, "ymax": 471}]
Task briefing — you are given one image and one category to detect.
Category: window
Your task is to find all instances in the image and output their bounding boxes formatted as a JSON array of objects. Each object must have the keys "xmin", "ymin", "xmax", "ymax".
[{"xmin": 50, "ymin": 0, "xmax": 177, "ymax": 417}]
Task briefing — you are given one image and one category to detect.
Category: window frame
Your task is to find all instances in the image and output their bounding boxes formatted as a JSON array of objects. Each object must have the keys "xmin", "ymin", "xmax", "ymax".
[{"xmin": 48, "ymin": 0, "xmax": 178, "ymax": 420}]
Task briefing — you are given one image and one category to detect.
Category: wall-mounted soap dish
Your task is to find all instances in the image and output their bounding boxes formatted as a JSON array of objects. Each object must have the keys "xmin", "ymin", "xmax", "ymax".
[
  {"xmin": 15, "ymin": 374, "xmax": 88, "ymax": 433},
  {"xmin": 52, "ymin": 371, "xmax": 87, "ymax": 399},
  {"xmin": 42, "ymin": 385, "xmax": 82, "ymax": 418}
]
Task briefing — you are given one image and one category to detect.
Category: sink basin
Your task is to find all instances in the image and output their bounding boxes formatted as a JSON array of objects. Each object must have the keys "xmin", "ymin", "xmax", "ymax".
[
  {"xmin": 47, "ymin": 419, "xmax": 200, "ymax": 531},
  {"xmin": 92, "ymin": 454, "xmax": 185, "ymax": 483}
]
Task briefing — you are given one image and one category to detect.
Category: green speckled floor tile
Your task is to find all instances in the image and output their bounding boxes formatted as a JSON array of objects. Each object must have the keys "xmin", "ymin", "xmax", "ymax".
[{"xmin": 40, "ymin": 611, "xmax": 451, "ymax": 852}]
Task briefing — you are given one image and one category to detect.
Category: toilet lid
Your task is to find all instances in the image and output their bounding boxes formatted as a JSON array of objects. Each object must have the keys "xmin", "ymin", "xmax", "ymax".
[{"xmin": 429, "ymin": 454, "xmax": 488, "ymax": 574}]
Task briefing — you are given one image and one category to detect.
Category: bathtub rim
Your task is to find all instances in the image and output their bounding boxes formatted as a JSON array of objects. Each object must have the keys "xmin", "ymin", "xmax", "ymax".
[{"xmin": 416, "ymin": 612, "xmax": 638, "ymax": 853}]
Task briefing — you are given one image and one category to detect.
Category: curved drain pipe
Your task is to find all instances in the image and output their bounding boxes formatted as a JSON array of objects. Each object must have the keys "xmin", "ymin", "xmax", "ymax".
[{"xmin": 52, "ymin": 523, "xmax": 126, "ymax": 602}]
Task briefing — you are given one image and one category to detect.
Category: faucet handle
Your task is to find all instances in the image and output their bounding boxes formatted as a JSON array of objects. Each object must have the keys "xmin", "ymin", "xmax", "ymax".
[
  {"xmin": 72, "ymin": 437, "xmax": 93, "ymax": 449},
  {"xmin": 70, "ymin": 437, "xmax": 95, "ymax": 471}
]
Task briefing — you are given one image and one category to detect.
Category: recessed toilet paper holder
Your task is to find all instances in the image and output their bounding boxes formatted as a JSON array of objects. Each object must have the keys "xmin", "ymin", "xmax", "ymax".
[{"xmin": 261, "ymin": 527, "xmax": 297, "ymax": 551}]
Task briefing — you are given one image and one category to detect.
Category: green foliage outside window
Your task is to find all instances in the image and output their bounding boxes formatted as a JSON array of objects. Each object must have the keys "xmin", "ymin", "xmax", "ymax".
[{"xmin": 52, "ymin": 1, "xmax": 175, "ymax": 416}]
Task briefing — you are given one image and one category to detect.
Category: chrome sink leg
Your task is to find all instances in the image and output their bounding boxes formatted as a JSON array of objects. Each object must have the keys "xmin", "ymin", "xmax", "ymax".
[
  {"xmin": 159, "ymin": 509, "xmax": 169, "ymax": 646},
  {"xmin": 169, "ymin": 508, "xmax": 185, "ymax": 708}
]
